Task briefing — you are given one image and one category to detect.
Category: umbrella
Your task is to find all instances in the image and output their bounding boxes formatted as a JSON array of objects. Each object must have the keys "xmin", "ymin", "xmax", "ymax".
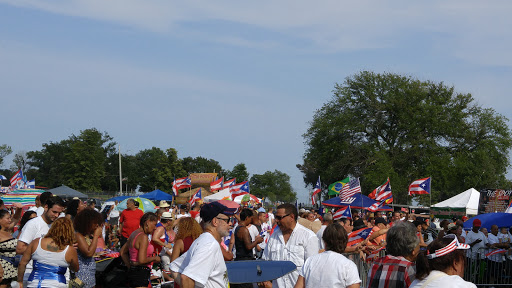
[
  {"xmin": 463, "ymin": 213, "xmax": 512, "ymax": 231},
  {"xmin": 2, "ymin": 189, "xmax": 44, "ymax": 208},
  {"xmin": 226, "ymin": 260, "xmax": 296, "ymax": 283},
  {"xmin": 115, "ymin": 197, "xmax": 157, "ymax": 213},
  {"xmin": 233, "ymin": 194, "xmax": 262, "ymax": 204},
  {"xmin": 215, "ymin": 200, "xmax": 240, "ymax": 215},
  {"xmin": 322, "ymin": 193, "xmax": 392, "ymax": 211},
  {"xmin": 105, "ymin": 195, "xmax": 131, "ymax": 202}
]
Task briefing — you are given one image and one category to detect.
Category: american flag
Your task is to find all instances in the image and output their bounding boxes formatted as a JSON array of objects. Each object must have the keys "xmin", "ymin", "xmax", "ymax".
[
  {"xmin": 408, "ymin": 177, "xmax": 431, "ymax": 195},
  {"xmin": 340, "ymin": 177, "xmax": 361, "ymax": 199},
  {"xmin": 210, "ymin": 177, "xmax": 224, "ymax": 191}
]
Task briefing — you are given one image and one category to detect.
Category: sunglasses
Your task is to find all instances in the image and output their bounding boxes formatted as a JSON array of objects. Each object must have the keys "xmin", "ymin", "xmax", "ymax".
[
  {"xmin": 216, "ymin": 217, "xmax": 232, "ymax": 224},
  {"xmin": 275, "ymin": 213, "xmax": 291, "ymax": 220}
]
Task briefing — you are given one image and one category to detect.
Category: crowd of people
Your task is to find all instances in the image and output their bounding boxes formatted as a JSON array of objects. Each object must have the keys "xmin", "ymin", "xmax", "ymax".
[{"xmin": 0, "ymin": 191, "xmax": 506, "ymax": 288}]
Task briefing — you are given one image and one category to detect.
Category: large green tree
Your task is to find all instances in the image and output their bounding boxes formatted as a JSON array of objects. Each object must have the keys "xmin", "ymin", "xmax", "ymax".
[
  {"xmin": 182, "ymin": 156, "xmax": 223, "ymax": 173},
  {"xmin": 0, "ymin": 145, "xmax": 12, "ymax": 168},
  {"xmin": 299, "ymin": 71, "xmax": 512, "ymax": 204},
  {"xmin": 135, "ymin": 147, "xmax": 186, "ymax": 192},
  {"xmin": 226, "ymin": 163, "xmax": 249, "ymax": 182},
  {"xmin": 250, "ymin": 170, "xmax": 296, "ymax": 203}
]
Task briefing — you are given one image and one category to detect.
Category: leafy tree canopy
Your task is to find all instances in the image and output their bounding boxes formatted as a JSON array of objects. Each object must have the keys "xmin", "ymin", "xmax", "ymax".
[
  {"xmin": 226, "ymin": 163, "xmax": 249, "ymax": 182},
  {"xmin": 298, "ymin": 71, "xmax": 512, "ymax": 204},
  {"xmin": 0, "ymin": 145, "xmax": 12, "ymax": 168},
  {"xmin": 250, "ymin": 170, "xmax": 296, "ymax": 203},
  {"xmin": 182, "ymin": 156, "xmax": 223, "ymax": 174}
]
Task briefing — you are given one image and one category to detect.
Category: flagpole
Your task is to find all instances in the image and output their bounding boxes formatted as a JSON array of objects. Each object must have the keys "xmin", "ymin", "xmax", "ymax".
[{"xmin": 429, "ymin": 175, "xmax": 432, "ymax": 209}]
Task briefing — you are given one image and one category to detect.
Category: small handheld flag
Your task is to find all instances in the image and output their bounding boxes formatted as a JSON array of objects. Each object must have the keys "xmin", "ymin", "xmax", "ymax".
[{"xmin": 408, "ymin": 177, "xmax": 431, "ymax": 195}]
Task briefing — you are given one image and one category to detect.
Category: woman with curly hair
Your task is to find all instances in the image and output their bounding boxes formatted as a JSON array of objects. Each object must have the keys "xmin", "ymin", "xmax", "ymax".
[
  {"xmin": 17, "ymin": 217, "xmax": 79, "ymax": 288},
  {"xmin": 170, "ymin": 217, "xmax": 203, "ymax": 263},
  {"xmin": 74, "ymin": 208, "xmax": 104, "ymax": 288},
  {"xmin": 294, "ymin": 222, "xmax": 361, "ymax": 288}
]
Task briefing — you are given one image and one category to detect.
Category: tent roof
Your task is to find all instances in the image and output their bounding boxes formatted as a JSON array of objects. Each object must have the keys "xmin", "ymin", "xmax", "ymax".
[
  {"xmin": 140, "ymin": 189, "xmax": 173, "ymax": 201},
  {"xmin": 48, "ymin": 185, "xmax": 88, "ymax": 199},
  {"xmin": 322, "ymin": 193, "xmax": 392, "ymax": 211},
  {"xmin": 432, "ymin": 188, "xmax": 480, "ymax": 215}
]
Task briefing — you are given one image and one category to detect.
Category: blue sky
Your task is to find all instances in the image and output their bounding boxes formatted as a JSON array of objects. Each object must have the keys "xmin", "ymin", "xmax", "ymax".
[{"xmin": 2, "ymin": 1, "xmax": 512, "ymax": 203}]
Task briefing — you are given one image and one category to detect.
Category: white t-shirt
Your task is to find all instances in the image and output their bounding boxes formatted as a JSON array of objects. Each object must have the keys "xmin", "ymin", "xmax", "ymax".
[
  {"xmin": 487, "ymin": 233, "xmax": 504, "ymax": 262},
  {"xmin": 109, "ymin": 208, "xmax": 120, "ymax": 218},
  {"xmin": 410, "ymin": 270, "xmax": 476, "ymax": 288},
  {"xmin": 170, "ymin": 232, "xmax": 228, "ymax": 288},
  {"xmin": 316, "ymin": 225, "xmax": 327, "ymax": 250},
  {"xmin": 248, "ymin": 225, "xmax": 260, "ymax": 255},
  {"xmin": 176, "ymin": 213, "xmax": 191, "ymax": 219},
  {"xmin": 498, "ymin": 232, "xmax": 510, "ymax": 243},
  {"xmin": 35, "ymin": 206, "xmax": 45, "ymax": 217},
  {"xmin": 465, "ymin": 230, "xmax": 488, "ymax": 259},
  {"xmin": 262, "ymin": 223, "xmax": 319, "ymax": 288},
  {"xmin": 300, "ymin": 251, "xmax": 360, "ymax": 288},
  {"xmin": 267, "ymin": 212, "xmax": 274, "ymax": 227}
]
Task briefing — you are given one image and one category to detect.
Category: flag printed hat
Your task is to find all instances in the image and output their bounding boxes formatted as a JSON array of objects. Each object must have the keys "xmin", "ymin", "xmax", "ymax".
[{"xmin": 427, "ymin": 234, "xmax": 470, "ymax": 259}]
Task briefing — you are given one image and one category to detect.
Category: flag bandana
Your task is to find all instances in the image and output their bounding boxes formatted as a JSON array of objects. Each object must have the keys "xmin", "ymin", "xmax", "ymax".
[
  {"xmin": 408, "ymin": 177, "xmax": 431, "ymax": 195},
  {"xmin": 333, "ymin": 206, "xmax": 352, "ymax": 220}
]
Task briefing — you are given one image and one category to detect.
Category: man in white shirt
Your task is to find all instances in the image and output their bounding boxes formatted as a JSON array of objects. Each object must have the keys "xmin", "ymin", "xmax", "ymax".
[
  {"xmin": 16, "ymin": 196, "xmax": 66, "ymax": 284},
  {"xmin": 262, "ymin": 203, "xmax": 319, "ymax": 288},
  {"xmin": 267, "ymin": 207, "xmax": 275, "ymax": 227},
  {"xmin": 487, "ymin": 224, "xmax": 510, "ymax": 283},
  {"xmin": 465, "ymin": 219, "xmax": 489, "ymax": 260},
  {"xmin": 171, "ymin": 202, "xmax": 232, "ymax": 288},
  {"xmin": 316, "ymin": 213, "xmax": 333, "ymax": 250}
]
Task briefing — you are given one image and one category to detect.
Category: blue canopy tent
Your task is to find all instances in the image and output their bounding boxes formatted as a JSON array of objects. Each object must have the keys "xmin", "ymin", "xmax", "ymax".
[
  {"xmin": 322, "ymin": 193, "xmax": 393, "ymax": 211},
  {"xmin": 105, "ymin": 195, "xmax": 131, "ymax": 202},
  {"xmin": 463, "ymin": 213, "xmax": 512, "ymax": 231},
  {"xmin": 140, "ymin": 189, "xmax": 173, "ymax": 201}
]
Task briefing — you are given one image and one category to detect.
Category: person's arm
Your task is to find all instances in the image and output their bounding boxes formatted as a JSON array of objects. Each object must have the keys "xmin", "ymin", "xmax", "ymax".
[
  {"xmin": 294, "ymin": 275, "xmax": 305, "ymax": 288},
  {"xmin": 120, "ymin": 241, "xmax": 130, "ymax": 269},
  {"xmin": 228, "ymin": 232, "xmax": 236, "ymax": 253},
  {"xmin": 180, "ymin": 274, "xmax": 195, "ymax": 288},
  {"xmin": 152, "ymin": 227, "xmax": 170, "ymax": 249},
  {"xmin": 18, "ymin": 239, "xmax": 37, "ymax": 287},
  {"xmin": 368, "ymin": 228, "xmax": 388, "ymax": 241},
  {"xmin": 170, "ymin": 239, "xmax": 184, "ymax": 263},
  {"xmin": 76, "ymin": 227, "xmax": 102, "ymax": 258},
  {"xmin": 8, "ymin": 203, "xmax": 23, "ymax": 231},
  {"xmin": 136, "ymin": 234, "xmax": 160, "ymax": 265},
  {"xmin": 221, "ymin": 242, "xmax": 233, "ymax": 261},
  {"xmin": 65, "ymin": 245, "xmax": 79, "ymax": 272},
  {"xmin": 240, "ymin": 227, "xmax": 263, "ymax": 250}
]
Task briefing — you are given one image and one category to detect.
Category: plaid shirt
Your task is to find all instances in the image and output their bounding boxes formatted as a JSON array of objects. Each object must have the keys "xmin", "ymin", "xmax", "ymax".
[{"xmin": 367, "ymin": 255, "xmax": 416, "ymax": 288}]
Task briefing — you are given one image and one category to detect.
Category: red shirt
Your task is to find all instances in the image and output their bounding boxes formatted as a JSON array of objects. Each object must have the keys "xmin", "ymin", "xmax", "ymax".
[
  {"xmin": 120, "ymin": 208, "xmax": 144, "ymax": 238},
  {"xmin": 190, "ymin": 210, "xmax": 200, "ymax": 219}
]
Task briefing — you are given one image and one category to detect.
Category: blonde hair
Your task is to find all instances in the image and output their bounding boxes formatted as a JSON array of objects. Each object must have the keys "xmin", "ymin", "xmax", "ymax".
[{"xmin": 45, "ymin": 217, "xmax": 76, "ymax": 249}]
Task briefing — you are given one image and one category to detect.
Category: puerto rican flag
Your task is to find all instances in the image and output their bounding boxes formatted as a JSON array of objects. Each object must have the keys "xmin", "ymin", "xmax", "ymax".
[
  {"xmin": 312, "ymin": 176, "xmax": 321, "ymax": 196},
  {"xmin": 10, "ymin": 169, "xmax": 23, "ymax": 188},
  {"xmin": 486, "ymin": 249, "xmax": 507, "ymax": 257},
  {"xmin": 172, "ymin": 176, "xmax": 191, "ymax": 196},
  {"xmin": 333, "ymin": 205, "xmax": 352, "ymax": 220},
  {"xmin": 408, "ymin": 177, "xmax": 431, "ymax": 195},
  {"xmin": 188, "ymin": 188, "xmax": 202, "ymax": 206},
  {"xmin": 348, "ymin": 227, "xmax": 373, "ymax": 246},
  {"xmin": 366, "ymin": 247, "xmax": 386, "ymax": 262},
  {"xmin": 210, "ymin": 177, "xmax": 224, "ymax": 191},
  {"xmin": 231, "ymin": 181, "xmax": 249, "ymax": 198},
  {"xmin": 368, "ymin": 201, "xmax": 385, "ymax": 212},
  {"xmin": 311, "ymin": 194, "xmax": 316, "ymax": 206},
  {"xmin": 224, "ymin": 178, "xmax": 236, "ymax": 189},
  {"xmin": 375, "ymin": 178, "xmax": 393, "ymax": 203}
]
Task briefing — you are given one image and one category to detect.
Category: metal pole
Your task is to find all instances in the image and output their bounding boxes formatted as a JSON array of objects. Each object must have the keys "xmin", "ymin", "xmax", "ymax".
[{"xmin": 119, "ymin": 145, "xmax": 122, "ymax": 196}]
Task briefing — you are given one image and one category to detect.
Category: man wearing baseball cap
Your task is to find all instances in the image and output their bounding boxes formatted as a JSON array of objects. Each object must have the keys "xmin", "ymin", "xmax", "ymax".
[
  {"xmin": 171, "ymin": 202, "xmax": 232, "ymax": 288},
  {"xmin": 465, "ymin": 218, "xmax": 489, "ymax": 260}
]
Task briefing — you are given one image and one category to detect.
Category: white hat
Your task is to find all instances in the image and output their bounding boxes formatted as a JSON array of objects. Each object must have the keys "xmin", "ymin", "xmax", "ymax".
[
  {"xmin": 161, "ymin": 212, "xmax": 174, "ymax": 220},
  {"xmin": 159, "ymin": 200, "xmax": 170, "ymax": 208}
]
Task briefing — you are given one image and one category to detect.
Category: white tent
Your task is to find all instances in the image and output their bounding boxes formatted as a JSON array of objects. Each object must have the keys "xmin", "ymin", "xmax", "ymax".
[
  {"xmin": 203, "ymin": 188, "xmax": 231, "ymax": 203},
  {"xmin": 233, "ymin": 194, "xmax": 262, "ymax": 204},
  {"xmin": 432, "ymin": 188, "xmax": 480, "ymax": 215}
]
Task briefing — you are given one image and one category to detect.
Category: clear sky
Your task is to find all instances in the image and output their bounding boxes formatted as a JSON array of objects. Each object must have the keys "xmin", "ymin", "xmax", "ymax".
[{"xmin": 2, "ymin": 1, "xmax": 512, "ymax": 203}]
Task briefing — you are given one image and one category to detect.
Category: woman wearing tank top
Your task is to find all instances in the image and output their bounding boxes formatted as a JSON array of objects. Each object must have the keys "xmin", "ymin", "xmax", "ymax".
[
  {"xmin": 170, "ymin": 217, "xmax": 203, "ymax": 288},
  {"xmin": 17, "ymin": 217, "xmax": 79, "ymax": 288},
  {"xmin": 120, "ymin": 212, "xmax": 160, "ymax": 288},
  {"xmin": 74, "ymin": 208, "xmax": 104, "ymax": 288}
]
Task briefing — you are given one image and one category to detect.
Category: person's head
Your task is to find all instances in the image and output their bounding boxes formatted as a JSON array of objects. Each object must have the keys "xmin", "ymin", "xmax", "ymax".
[
  {"xmin": 374, "ymin": 217, "xmax": 387, "ymax": 229},
  {"xmin": 440, "ymin": 219, "xmax": 450, "ymax": 230},
  {"xmin": 500, "ymin": 227, "xmax": 508, "ymax": 234},
  {"xmin": 352, "ymin": 218, "xmax": 367, "ymax": 231},
  {"xmin": 200, "ymin": 202, "xmax": 232, "ymax": 237},
  {"xmin": 39, "ymin": 192, "xmax": 53, "ymax": 207},
  {"xmin": 34, "ymin": 195, "xmax": 41, "ymax": 207},
  {"xmin": 455, "ymin": 219, "xmax": 463, "ymax": 227},
  {"xmin": 447, "ymin": 223, "xmax": 457, "ymax": 234},
  {"xmin": 491, "ymin": 224, "xmax": 499, "ymax": 236},
  {"xmin": 413, "ymin": 220, "xmax": 424, "ymax": 233},
  {"xmin": 307, "ymin": 212, "xmax": 315, "ymax": 222},
  {"xmin": 73, "ymin": 208, "xmax": 104, "ymax": 236},
  {"xmin": 472, "ymin": 219, "xmax": 482, "ymax": 232},
  {"xmin": 126, "ymin": 198, "xmax": 136, "ymax": 210},
  {"xmin": 158, "ymin": 200, "xmax": 170, "ymax": 210},
  {"xmin": 140, "ymin": 212, "xmax": 158, "ymax": 235},
  {"xmin": 375, "ymin": 211, "xmax": 382, "ymax": 218},
  {"xmin": 66, "ymin": 199, "xmax": 86, "ymax": 218},
  {"xmin": 480, "ymin": 227, "xmax": 488, "ymax": 236},
  {"xmin": 386, "ymin": 221, "xmax": 420, "ymax": 260},
  {"xmin": 322, "ymin": 213, "xmax": 333, "ymax": 225},
  {"xmin": 160, "ymin": 212, "xmax": 175, "ymax": 228},
  {"xmin": 252, "ymin": 209, "xmax": 261, "ymax": 225},
  {"xmin": 87, "ymin": 199, "xmax": 96, "ymax": 208},
  {"xmin": 43, "ymin": 196, "xmax": 65, "ymax": 224},
  {"xmin": 275, "ymin": 203, "xmax": 298, "ymax": 233},
  {"xmin": 45, "ymin": 217, "xmax": 76, "ymax": 249},
  {"xmin": 240, "ymin": 208, "xmax": 254, "ymax": 225},
  {"xmin": 323, "ymin": 223, "xmax": 348, "ymax": 254},
  {"xmin": 0, "ymin": 210, "xmax": 12, "ymax": 230},
  {"xmin": 258, "ymin": 212, "xmax": 268, "ymax": 224},
  {"xmin": 456, "ymin": 225, "xmax": 463, "ymax": 237},
  {"xmin": 416, "ymin": 236, "xmax": 469, "ymax": 279},
  {"xmin": 156, "ymin": 207, "xmax": 167, "ymax": 219},
  {"xmin": 180, "ymin": 204, "xmax": 188, "ymax": 214},
  {"xmin": 392, "ymin": 211, "xmax": 401, "ymax": 222},
  {"xmin": 176, "ymin": 217, "xmax": 203, "ymax": 241},
  {"xmin": 18, "ymin": 210, "xmax": 37, "ymax": 233},
  {"xmin": 339, "ymin": 217, "xmax": 354, "ymax": 233}
]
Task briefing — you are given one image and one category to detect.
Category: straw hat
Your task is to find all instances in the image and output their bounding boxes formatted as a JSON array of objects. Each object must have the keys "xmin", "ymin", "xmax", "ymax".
[{"xmin": 159, "ymin": 200, "xmax": 170, "ymax": 208}]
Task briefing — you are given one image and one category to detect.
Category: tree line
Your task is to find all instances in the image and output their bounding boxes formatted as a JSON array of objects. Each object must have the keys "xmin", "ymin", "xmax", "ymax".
[{"xmin": 0, "ymin": 129, "xmax": 296, "ymax": 203}]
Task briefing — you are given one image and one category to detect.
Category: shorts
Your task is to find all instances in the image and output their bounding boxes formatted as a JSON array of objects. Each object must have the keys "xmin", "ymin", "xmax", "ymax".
[{"xmin": 128, "ymin": 266, "xmax": 150, "ymax": 287}]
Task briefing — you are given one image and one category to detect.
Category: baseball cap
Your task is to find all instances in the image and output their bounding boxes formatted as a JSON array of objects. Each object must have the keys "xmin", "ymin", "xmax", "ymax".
[
  {"xmin": 200, "ymin": 202, "xmax": 229, "ymax": 223},
  {"xmin": 473, "ymin": 219, "xmax": 482, "ymax": 227}
]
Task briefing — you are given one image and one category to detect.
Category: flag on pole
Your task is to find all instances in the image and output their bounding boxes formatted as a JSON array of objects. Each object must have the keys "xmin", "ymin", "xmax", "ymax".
[
  {"xmin": 26, "ymin": 179, "xmax": 35, "ymax": 189},
  {"xmin": 10, "ymin": 169, "xmax": 23, "ymax": 188},
  {"xmin": 188, "ymin": 188, "xmax": 202, "ymax": 206},
  {"xmin": 340, "ymin": 178, "xmax": 361, "ymax": 199},
  {"xmin": 368, "ymin": 201, "xmax": 385, "ymax": 212},
  {"xmin": 224, "ymin": 178, "xmax": 236, "ymax": 189},
  {"xmin": 311, "ymin": 194, "xmax": 316, "ymax": 206},
  {"xmin": 231, "ymin": 181, "xmax": 249, "ymax": 198},
  {"xmin": 333, "ymin": 206, "xmax": 352, "ymax": 220},
  {"xmin": 375, "ymin": 178, "xmax": 393, "ymax": 203},
  {"xmin": 210, "ymin": 177, "xmax": 224, "ymax": 191},
  {"xmin": 0, "ymin": 175, "xmax": 7, "ymax": 181},
  {"xmin": 172, "ymin": 176, "xmax": 177, "ymax": 196},
  {"xmin": 172, "ymin": 176, "xmax": 191, "ymax": 195},
  {"xmin": 312, "ymin": 176, "xmax": 321, "ymax": 196},
  {"xmin": 408, "ymin": 177, "xmax": 431, "ymax": 195},
  {"xmin": 328, "ymin": 177, "xmax": 350, "ymax": 195}
]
